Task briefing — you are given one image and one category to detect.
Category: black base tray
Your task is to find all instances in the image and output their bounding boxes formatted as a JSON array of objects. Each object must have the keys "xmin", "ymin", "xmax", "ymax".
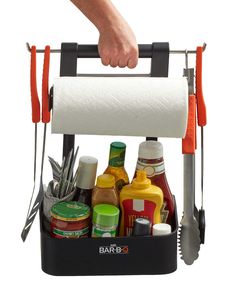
[{"xmin": 40, "ymin": 198, "xmax": 178, "ymax": 276}]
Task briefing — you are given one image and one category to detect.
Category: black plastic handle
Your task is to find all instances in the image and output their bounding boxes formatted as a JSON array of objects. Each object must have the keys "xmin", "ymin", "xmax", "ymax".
[
  {"xmin": 71, "ymin": 44, "xmax": 155, "ymax": 58},
  {"xmin": 199, "ymin": 208, "xmax": 205, "ymax": 244}
]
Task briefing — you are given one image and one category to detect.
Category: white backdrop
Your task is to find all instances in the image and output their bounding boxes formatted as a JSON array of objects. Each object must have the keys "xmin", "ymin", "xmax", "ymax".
[{"xmin": 1, "ymin": 0, "xmax": 235, "ymax": 290}]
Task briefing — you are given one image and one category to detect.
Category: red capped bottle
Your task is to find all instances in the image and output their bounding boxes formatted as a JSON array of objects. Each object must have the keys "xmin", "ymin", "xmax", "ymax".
[{"xmin": 134, "ymin": 140, "xmax": 174, "ymax": 224}]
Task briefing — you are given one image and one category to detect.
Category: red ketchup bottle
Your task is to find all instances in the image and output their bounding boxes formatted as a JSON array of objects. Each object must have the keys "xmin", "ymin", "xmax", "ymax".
[{"xmin": 134, "ymin": 140, "xmax": 175, "ymax": 224}]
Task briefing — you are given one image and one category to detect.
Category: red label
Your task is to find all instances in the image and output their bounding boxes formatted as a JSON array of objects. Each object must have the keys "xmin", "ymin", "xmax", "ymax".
[{"xmin": 122, "ymin": 199, "xmax": 156, "ymax": 236}]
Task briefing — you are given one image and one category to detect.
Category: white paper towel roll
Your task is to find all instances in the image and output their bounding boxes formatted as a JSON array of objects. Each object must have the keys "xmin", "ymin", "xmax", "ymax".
[{"xmin": 52, "ymin": 77, "xmax": 188, "ymax": 138}]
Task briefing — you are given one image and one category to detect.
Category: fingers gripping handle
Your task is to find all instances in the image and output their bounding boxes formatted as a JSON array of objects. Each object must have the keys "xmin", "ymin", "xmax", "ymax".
[
  {"xmin": 42, "ymin": 46, "xmax": 51, "ymax": 123},
  {"xmin": 30, "ymin": 46, "xmax": 40, "ymax": 123},
  {"xmin": 196, "ymin": 46, "xmax": 207, "ymax": 127}
]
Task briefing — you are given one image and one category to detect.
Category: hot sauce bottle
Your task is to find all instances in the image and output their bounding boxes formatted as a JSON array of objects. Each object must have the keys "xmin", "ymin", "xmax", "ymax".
[{"xmin": 134, "ymin": 141, "xmax": 175, "ymax": 224}]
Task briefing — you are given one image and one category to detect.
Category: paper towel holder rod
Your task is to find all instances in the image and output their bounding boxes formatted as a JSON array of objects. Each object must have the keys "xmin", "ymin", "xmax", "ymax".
[{"xmin": 26, "ymin": 42, "xmax": 207, "ymax": 56}]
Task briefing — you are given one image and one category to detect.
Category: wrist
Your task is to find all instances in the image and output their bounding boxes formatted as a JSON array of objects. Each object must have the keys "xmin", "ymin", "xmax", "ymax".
[
  {"xmin": 96, "ymin": 16, "xmax": 119, "ymax": 34},
  {"xmin": 94, "ymin": 8, "xmax": 125, "ymax": 34}
]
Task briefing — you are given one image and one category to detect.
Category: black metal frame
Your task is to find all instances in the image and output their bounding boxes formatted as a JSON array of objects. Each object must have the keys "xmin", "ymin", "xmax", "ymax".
[
  {"xmin": 60, "ymin": 43, "xmax": 78, "ymax": 158},
  {"xmin": 147, "ymin": 42, "xmax": 169, "ymax": 141}
]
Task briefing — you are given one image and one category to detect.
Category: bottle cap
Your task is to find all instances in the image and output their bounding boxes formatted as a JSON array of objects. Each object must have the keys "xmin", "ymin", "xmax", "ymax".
[
  {"xmin": 93, "ymin": 204, "xmax": 120, "ymax": 226},
  {"xmin": 51, "ymin": 201, "xmax": 90, "ymax": 221},
  {"xmin": 76, "ymin": 156, "xmax": 98, "ymax": 190},
  {"xmin": 138, "ymin": 141, "xmax": 163, "ymax": 160},
  {"xmin": 152, "ymin": 223, "xmax": 171, "ymax": 235},
  {"xmin": 132, "ymin": 218, "xmax": 151, "ymax": 236},
  {"xmin": 132, "ymin": 170, "xmax": 151, "ymax": 189},
  {"xmin": 96, "ymin": 174, "xmax": 115, "ymax": 188},
  {"xmin": 108, "ymin": 142, "xmax": 126, "ymax": 167},
  {"xmin": 111, "ymin": 141, "xmax": 126, "ymax": 150}
]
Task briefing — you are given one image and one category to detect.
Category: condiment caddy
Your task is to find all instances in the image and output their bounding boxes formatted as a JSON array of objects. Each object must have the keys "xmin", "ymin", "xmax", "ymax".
[
  {"xmin": 40, "ymin": 208, "xmax": 178, "ymax": 275},
  {"xmin": 22, "ymin": 42, "xmax": 207, "ymax": 276},
  {"xmin": 40, "ymin": 139, "xmax": 179, "ymax": 275},
  {"xmin": 48, "ymin": 143, "xmax": 172, "ymax": 240}
]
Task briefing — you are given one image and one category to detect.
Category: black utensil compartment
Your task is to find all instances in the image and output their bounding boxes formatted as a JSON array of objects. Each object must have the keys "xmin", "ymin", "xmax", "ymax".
[{"xmin": 40, "ymin": 197, "xmax": 178, "ymax": 276}]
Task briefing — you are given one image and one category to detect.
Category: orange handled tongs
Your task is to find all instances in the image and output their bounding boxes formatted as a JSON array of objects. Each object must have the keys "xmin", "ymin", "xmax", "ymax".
[
  {"xmin": 179, "ymin": 45, "xmax": 207, "ymax": 264},
  {"xmin": 179, "ymin": 51, "xmax": 200, "ymax": 265},
  {"xmin": 196, "ymin": 46, "xmax": 207, "ymax": 244},
  {"xmin": 21, "ymin": 46, "xmax": 51, "ymax": 242}
]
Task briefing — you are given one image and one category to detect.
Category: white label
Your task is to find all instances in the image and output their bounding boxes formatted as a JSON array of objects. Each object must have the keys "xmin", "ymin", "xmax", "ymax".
[
  {"xmin": 133, "ymin": 199, "xmax": 144, "ymax": 212},
  {"xmin": 136, "ymin": 160, "xmax": 165, "ymax": 177}
]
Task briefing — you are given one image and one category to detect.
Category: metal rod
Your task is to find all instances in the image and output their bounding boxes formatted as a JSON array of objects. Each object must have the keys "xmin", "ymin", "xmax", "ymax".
[
  {"xmin": 185, "ymin": 50, "xmax": 189, "ymax": 71},
  {"xmin": 201, "ymin": 127, "xmax": 204, "ymax": 209},
  {"xmin": 40, "ymin": 123, "xmax": 47, "ymax": 184},
  {"xmin": 26, "ymin": 42, "xmax": 207, "ymax": 56},
  {"xmin": 25, "ymin": 123, "xmax": 37, "ymax": 219},
  {"xmin": 33, "ymin": 123, "xmax": 37, "ymax": 182},
  {"xmin": 185, "ymin": 50, "xmax": 191, "ymax": 88}
]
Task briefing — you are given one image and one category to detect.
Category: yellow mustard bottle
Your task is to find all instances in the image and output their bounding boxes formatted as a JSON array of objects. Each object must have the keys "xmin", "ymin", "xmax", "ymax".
[{"xmin": 119, "ymin": 170, "xmax": 163, "ymax": 236}]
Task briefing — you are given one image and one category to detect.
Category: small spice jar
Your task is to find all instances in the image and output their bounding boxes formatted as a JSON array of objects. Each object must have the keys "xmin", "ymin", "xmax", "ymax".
[
  {"xmin": 152, "ymin": 223, "xmax": 171, "ymax": 236},
  {"xmin": 92, "ymin": 204, "xmax": 120, "ymax": 238},
  {"xmin": 51, "ymin": 201, "xmax": 90, "ymax": 238}
]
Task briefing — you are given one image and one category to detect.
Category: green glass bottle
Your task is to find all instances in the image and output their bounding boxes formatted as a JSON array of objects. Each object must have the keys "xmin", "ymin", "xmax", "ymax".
[{"xmin": 104, "ymin": 142, "xmax": 129, "ymax": 193}]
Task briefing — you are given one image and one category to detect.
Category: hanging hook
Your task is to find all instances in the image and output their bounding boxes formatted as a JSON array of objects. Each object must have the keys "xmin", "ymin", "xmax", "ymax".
[
  {"xmin": 26, "ymin": 42, "xmax": 60, "ymax": 53},
  {"xmin": 202, "ymin": 43, "xmax": 207, "ymax": 52}
]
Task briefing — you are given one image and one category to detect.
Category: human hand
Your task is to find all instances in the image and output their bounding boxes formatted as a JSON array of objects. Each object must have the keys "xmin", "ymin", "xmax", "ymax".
[{"xmin": 98, "ymin": 22, "xmax": 138, "ymax": 68}]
